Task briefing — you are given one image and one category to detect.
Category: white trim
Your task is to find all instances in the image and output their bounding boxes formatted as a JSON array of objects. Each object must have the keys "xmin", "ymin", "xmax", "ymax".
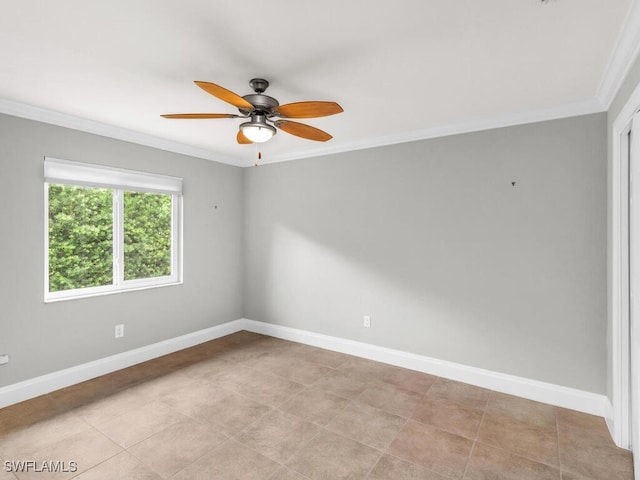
[
  {"xmin": 114, "ymin": 189, "xmax": 123, "ymax": 287},
  {"xmin": 1, "ymin": 95, "xmax": 605, "ymax": 169},
  {"xmin": 0, "ymin": 318, "xmax": 611, "ymax": 416},
  {"xmin": 247, "ymin": 98, "xmax": 605, "ymax": 166},
  {"xmin": 0, "ymin": 319, "xmax": 245, "ymax": 409},
  {"xmin": 0, "ymin": 98, "xmax": 241, "ymax": 167},
  {"xmin": 630, "ymin": 112, "xmax": 640, "ymax": 480},
  {"xmin": 0, "ymin": 317, "xmax": 616, "ymax": 421},
  {"xmin": 0, "ymin": 318, "xmax": 611, "ymax": 418},
  {"xmin": 597, "ymin": 0, "xmax": 640, "ymax": 109},
  {"xmin": 242, "ymin": 320, "xmax": 609, "ymax": 417},
  {"xmin": 611, "ymin": 79, "xmax": 640, "ymax": 450},
  {"xmin": 43, "ymin": 182, "xmax": 51, "ymax": 297},
  {"xmin": 611, "ymin": 118, "xmax": 632, "ymax": 448}
]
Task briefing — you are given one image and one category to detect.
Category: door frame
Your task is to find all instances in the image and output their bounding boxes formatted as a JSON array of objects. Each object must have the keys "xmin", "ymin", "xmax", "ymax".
[
  {"xmin": 611, "ymin": 80, "xmax": 640, "ymax": 459},
  {"xmin": 630, "ymin": 111, "xmax": 640, "ymax": 478}
]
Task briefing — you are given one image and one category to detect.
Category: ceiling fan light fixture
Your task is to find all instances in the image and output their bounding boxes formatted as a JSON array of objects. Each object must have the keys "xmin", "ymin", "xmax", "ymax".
[{"xmin": 240, "ymin": 120, "xmax": 276, "ymax": 143}]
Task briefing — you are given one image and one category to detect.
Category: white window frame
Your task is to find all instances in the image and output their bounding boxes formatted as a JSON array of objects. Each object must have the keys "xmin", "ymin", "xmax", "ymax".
[{"xmin": 44, "ymin": 157, "xmax": 183, "ymax": 302}]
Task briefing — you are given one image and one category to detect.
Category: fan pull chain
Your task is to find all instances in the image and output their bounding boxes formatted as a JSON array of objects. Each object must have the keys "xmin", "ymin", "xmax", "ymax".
[{"xmin": 254, "ymin": 144, "xmax": 261, "ymax": 167}]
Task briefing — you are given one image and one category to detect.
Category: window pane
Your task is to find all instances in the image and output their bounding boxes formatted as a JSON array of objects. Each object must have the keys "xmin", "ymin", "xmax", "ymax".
[
  {"xmin": 123, "ymin": 191, "xmax": 172, "ymax": 281},
  {"xmin": 48, "ymin": 184, "xmax": 113, "ymax": 292}
]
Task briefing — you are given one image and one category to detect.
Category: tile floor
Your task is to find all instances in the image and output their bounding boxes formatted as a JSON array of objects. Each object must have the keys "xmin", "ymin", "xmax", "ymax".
[{"xmin": 0, "ymin": 331, "xmax": 634, "ymax": 480}]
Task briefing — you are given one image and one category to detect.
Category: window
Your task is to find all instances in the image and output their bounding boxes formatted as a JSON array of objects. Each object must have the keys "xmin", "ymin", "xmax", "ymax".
[{"xmin": 44, "ymin": 158, "xmax": 182, "ymax": 301}]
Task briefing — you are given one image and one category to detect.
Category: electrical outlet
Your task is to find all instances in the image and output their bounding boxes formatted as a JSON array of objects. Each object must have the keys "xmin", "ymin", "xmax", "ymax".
[
  {"xmin": 363, "ymin": 315, "xmax": 371, "ymax": 328},
  {"xmin": 0, "ymin": 354, "xmax": 9, "ymax": 365},
  {"xmin": 115, "ymin": 324, "xmax": 124, "ymax": 338}
]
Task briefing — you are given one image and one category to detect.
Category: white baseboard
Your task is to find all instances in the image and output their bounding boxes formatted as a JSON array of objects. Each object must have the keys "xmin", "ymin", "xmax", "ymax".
[
  {"xmin": 242, "ymin": 319, "xmax": 610, "ymax": 418},
  {"xmin": 0, "ymin": 319, "xmax": 245, "ymax": 409},
  {"xmin": 604, "ymin": 399, "xmax": 616, "ymax": 442},
  {"xmin": 0, "ymin": 318, "xmax": 609, "ymax": 420}
]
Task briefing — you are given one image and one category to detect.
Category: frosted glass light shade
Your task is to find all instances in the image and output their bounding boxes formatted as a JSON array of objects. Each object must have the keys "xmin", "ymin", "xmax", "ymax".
[{"xmin": 240, "ymin": 122, "xmax": 276, "ymax": 143}]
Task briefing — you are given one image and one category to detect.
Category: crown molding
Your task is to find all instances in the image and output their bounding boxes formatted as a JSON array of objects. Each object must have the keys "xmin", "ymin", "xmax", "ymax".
[
  {"xmin": 251, "ymin": 97, "xmax": 605, "ymax": 166},
  {"xmin": 0, "ymin": 98, "xmax": 242, "ymax": 167},
  {"xmin": 0, "ymin": 95, "xmax": 610, "ymax": 169},
  {"xmin": 597, "ymin": 0, "xmax": 640, "ymax": 109}
]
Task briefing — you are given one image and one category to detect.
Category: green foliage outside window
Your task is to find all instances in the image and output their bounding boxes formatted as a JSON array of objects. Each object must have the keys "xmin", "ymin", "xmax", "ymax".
[
  {"xmin": 48, "ymin": 184, "xmax": 113, "ymax": 291},
  {"xmin": 124, "ymin": 191, "xmax": 172, "ymax": 281},
  {"xmin": 48, "ymin": 185, "xmax": 173, "ymax": 292}
]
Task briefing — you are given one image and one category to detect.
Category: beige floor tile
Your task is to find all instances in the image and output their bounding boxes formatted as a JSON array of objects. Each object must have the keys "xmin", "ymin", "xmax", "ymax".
[
  {"xmin": 210, "ymin": 365, "xmax": 304, "ymax": 407},
  {"xmin": 178, "ymin": 356, "xmax": 234, "ymax": 381},
  {"xmin": 286, "ymin": 430, "xmax": 381, "ymax": 480},
  {"xmin": 76, "ymin": 389, "xmax": 155, "ymax": 427},
  {"xmin": 310, "ymin": 369, "xmax": 369, "ymax": 400},
  {"xmin": 247, "ymin": 355, "xmax": 333, "ymax": 386},
  {"xmin": 555, "ymin": 408, "xmax": 613, "ymax": 444},
  {"xmin": 214, "ymin": 340, "xmax": 273, "ymax": 364},
  {"xmin": 356, "ymin": 381, "xmax": 423, "ymax": 418},
  {"xmin": 367, "ymin": 454, "xmax": 448, "ymax": 480},
  {"xmin": 0, "ymin": 411, "xmax": 90, "ymax": 458},
  {"xmin": 476, "ymin": 412, "xmax": 560, "ymax": 466},
  {"xmin": 171, "ymin": 439, "xmax": 279, "ymax": 480},
  {"xmin": 73, "ymin": 451, "xmax": 161, "ymax": 480},
  {"xmin": 389, "ymin": 420, "xmax": 473, "ymax": 479},
  {"xmin": 234, "ymin": 410, "xmax": 320, "ymax": 463},
  {"xmin": 486, "ymin": 392, "xmax": 556, "ymax": 428},
  {"xmin": 126, "ymin": 372, "xmax": 197, "ymax": 400},
  {"xmin": 222, "ymin": 330, "xmax": 266, "ymax": 345},
  {"xmin": 0, "ymin": 395, "xmax": 62, "ymax": 433},
  {"xmin": 560, "ymin": 471, "xmax": 592, "ymax": 480},
  {"xmin": 285, "ymin": 343, "xmax": 351, "ymax": 368},
  {"xmin": 375, "ymin": 364, "xmax": 437, "ymax": 394},
  {"xmin": 93, "ymin": 400, "xmax": 187, "ymax": 448},
  {"xmin": 159, "ymin": 380, "xmax": 226, "ymax": 418},
  {"xmin": 325, "ymin": 401, "xmax": 406, "ymax": 450},
  {"xmin": 15, "ymin": 427, "xmax": 121, "ymax": 480},
  {"xmin": 279, "ymin": 387, "xmax": 350, "ymax": 426},
  {"xmin": 188, "ymin": 390, "xmax": 272, "ymax": 437},
  {"xmin": 267, "ymin": 466, "xmax": 311, "ymax": 480},
  {"xmin": 337, "ymin": 357, "xmax": 389, "ymax": 383},
  {"xmin": 0, "ymin": 336, "xmax": 630, "ymax": 480},
  {"xmin": 44, "ymin": 383, "xmax": 103, "ymax": 414},
  {"xmin": 411, "ymin": 396, "xmax": 484, "ymax": 439},
  {"xmin": 557, "ymin": 417, "xmax": 633, "ymax": 480},
  {"xmin": 0, "ymin": 456, "xmax": 18, "ymax": 480},
  {"xmin": 235, "ymin": 337, "xmax": 298, "ymax": 361},
  {"xmin": 129, "ymin": 419, "xmax": 226, "ymax": 478},
  {"xmin": 426, "ymin": 378, "xmax": 491, "ymax": 409},
  {"xmin": 465, "ymin": 443, "xmax": 562, "ymax": 480}
]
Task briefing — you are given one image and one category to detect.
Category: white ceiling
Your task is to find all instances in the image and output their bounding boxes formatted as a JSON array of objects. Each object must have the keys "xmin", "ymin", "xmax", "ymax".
[{"xmin": 0, "ymin": 0, "xmax": 637, "ymax": 167}]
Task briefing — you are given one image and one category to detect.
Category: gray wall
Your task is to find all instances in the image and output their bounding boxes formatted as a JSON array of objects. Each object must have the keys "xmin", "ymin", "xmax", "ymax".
[
  {"xmin": 607, "ymin": 52, "xmax": 640, "ymax": 400},
  {"xmin": 0, "ymin": 114, "xmax": 244, "ymax": 386},
  {"xmin": 245, "ymin": 113, "xmax": 607, "ymax": 393},
  {"xmin": 0, "ymin": 110, "xmax": 609, "ymax": 395}
]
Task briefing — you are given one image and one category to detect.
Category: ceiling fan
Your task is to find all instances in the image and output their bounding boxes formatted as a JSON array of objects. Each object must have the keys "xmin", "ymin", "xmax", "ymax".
[{"xmin": 161, "ymin": 78, "xmax": 343, "ymax": 144}]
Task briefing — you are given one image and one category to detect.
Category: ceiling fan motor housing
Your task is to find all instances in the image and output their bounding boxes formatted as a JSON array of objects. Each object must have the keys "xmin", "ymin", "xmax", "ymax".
[
  {"xmin": 240, "ymin": 78, "xmax": 279, "ymax": 116},
  {"xmin": 240, "ymin": 94, "xmax": 279, "ymax": 116}
]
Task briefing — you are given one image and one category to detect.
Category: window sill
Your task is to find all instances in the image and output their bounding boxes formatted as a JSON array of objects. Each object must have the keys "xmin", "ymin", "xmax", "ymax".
[{"xmin": 44, "ymin": 279, "xmax": 183, "ymax": 303}]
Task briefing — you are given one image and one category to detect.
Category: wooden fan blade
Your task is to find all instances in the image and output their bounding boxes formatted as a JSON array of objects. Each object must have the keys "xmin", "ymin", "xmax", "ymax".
[
  {"xmin": 276, "ymin": 101, "xmax": 343, "ymax": 119},
  {"xmin": 237, "ymin": 130, "xmax": 253, "ymax": 144},
  {"xmin": 275, "ymin": 120, "xmax": 333, "ymax": 142},
  {"xmin": 194, "ymin": 81, "xmax": 254, "ymax": 109},
  {"xmin": 161, "ymin": 113, "xmax": 241, "ymax": 119}
]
